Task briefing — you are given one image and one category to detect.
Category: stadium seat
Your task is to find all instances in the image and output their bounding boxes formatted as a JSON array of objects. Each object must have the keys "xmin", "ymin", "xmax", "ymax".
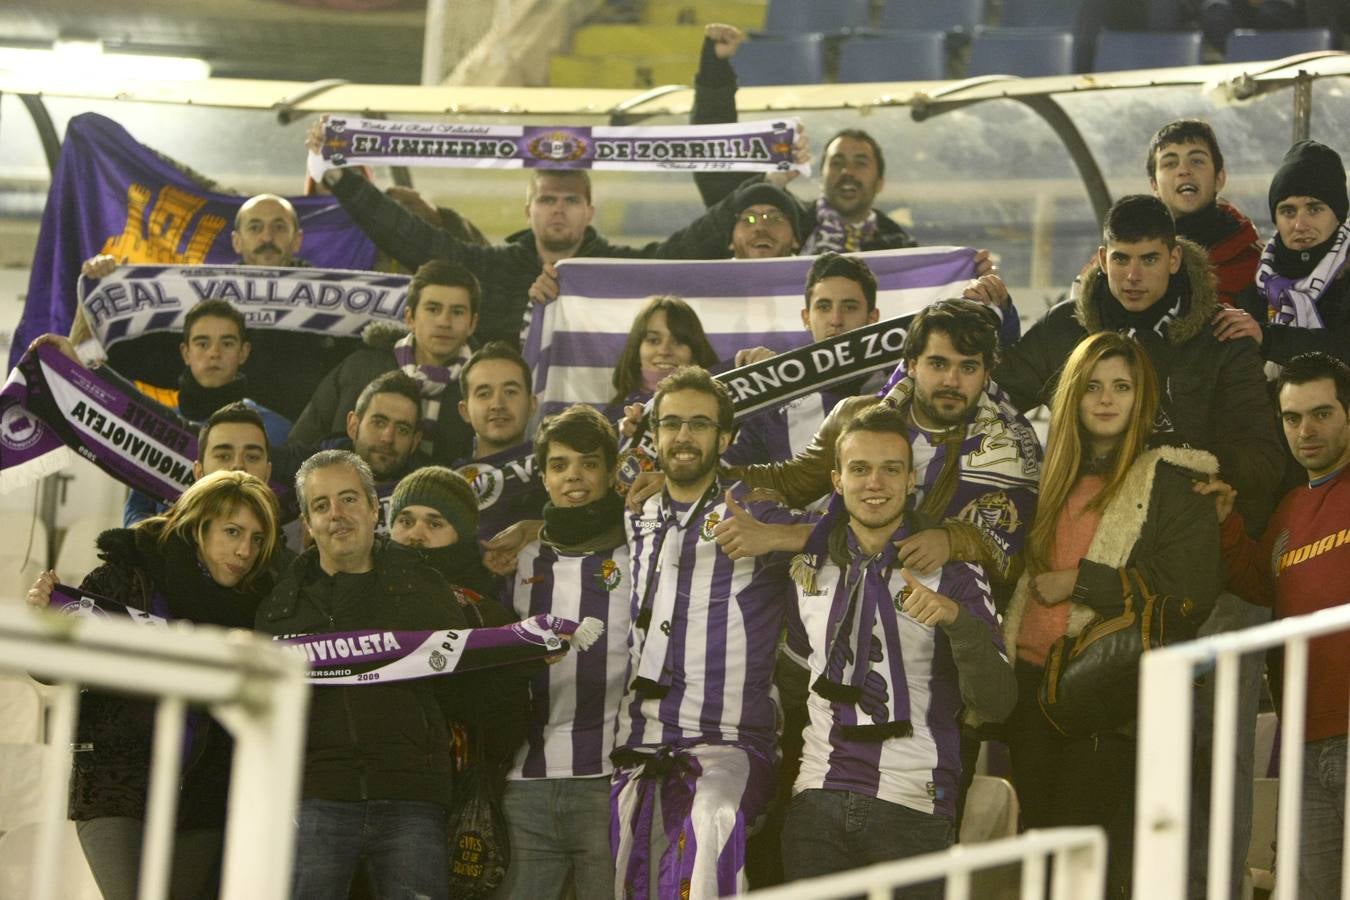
[
  {"xmin": 879, "ymin": 0, "xmax": 984, "ymax": 34},
  {"xmin": 0, "ymin": 821, "xmax": 102, "ymax": 899},
  {"xmin": 1225, "ymin": 28, "xmax": 1335, "ymax": 62},
  {"xmin": 1001, "ymin": 0, "xmax": 1082, "ymax": 28},
  {"xmin": 1093, "ymin": 30, "xmax": 1203, "ymax": 71},
  {"xmin": 763, "ymin": 0, "xmax": 871, "ymax": 36},
  {"xmin": 734, "ymin": 34, "xmax": 826, "ymax": 86},
  {"xmin": 837, "ymin": 31, "xmax": 947, "ymax": 82},
  {"xmin": 959, "ymin": 775, "xmax": 1019, "ymax": 843},
  {"xmin": 0, "ymin": 676, "xmax": 42, "ymax": 744},
  {"xmin": 968, "ymin": 28, "xmax": 1076, "ymax": 77}
]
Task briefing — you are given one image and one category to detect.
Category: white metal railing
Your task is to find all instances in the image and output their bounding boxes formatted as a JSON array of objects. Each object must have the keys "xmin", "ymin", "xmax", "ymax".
[
  {"xmin": 1134, "ymin": 602, "xmax": 1350, "ymax": 900},
  {"xmin": 0, "ymin": 603, "xmax": 309, "ymax": 900},
  {"xmin": 748, "ymin": 827, "xmax": 1107, "ymax": 899}
]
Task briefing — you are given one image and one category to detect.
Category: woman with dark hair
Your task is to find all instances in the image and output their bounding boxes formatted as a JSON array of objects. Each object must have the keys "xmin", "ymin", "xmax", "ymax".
[
  {"xmin": 55, "ymin": 470, "xmax": 280, "ymax": 900},
  {"xmin": 999, "ymin": 331, "xmax": 1221, "ymax": 897},
  {"xmin": 607, "ymin": 294, "xmax": 719, "ymax": 413}
]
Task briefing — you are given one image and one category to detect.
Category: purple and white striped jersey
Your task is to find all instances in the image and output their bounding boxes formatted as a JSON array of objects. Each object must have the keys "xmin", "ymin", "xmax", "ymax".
[
  {"xmin": 616, "ymin": 478, "xmax": 799, "ymax": 756},
  {"xmin": 723, "ymin": 373, "xmax": 887, "ymax": 468},
  {"xmin": 504, "ymin": 540, "xmax": 632, "ymax": 779},
  {"xmin": 793, "ymin": 556, "xmax": 1003, "ymax": 819}
]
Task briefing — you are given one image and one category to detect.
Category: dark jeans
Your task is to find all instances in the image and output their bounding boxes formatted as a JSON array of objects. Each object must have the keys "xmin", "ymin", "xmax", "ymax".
[
  {"xmin": 291, "ymin": 798, "xmax": 448, "ymax": 900},
  {"xmin": 780, "ymin": 788, "xmax": 954, "ymax": 900},
  {"xmin": 1004, "ymin": 661, "xmax": 1136, "ymax": 898},
  {"xmin": 76, "ymin": 817, "xmax": 222, "ymax": 900}
]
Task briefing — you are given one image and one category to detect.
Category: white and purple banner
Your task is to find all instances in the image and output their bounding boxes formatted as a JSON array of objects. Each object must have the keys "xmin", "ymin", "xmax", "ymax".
[
  {"xmin": 80, "ymin": 265, "xmax": 411, "ymax": 349},
  {"xmin": 524, "ymin": 247, "xmax": 979, "ymax": 419},
  {"xmin": 308, "ymin": 116, "xmax": 807, "ymax": 180},
  {"xmin": 47, "ymin": 583, "xmax": 605, "ymax": 685}
]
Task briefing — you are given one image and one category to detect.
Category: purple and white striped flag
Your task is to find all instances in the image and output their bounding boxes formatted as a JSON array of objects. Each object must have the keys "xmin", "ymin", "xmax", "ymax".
[{"xmin": 523, "ymin": 247, "xmax": 978, "ymax": 418}]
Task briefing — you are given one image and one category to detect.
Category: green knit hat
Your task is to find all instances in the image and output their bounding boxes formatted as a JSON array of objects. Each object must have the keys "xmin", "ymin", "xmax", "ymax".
[{"xmin": 389, "ymin": 466, "xmax": 479, "ymax": 542}]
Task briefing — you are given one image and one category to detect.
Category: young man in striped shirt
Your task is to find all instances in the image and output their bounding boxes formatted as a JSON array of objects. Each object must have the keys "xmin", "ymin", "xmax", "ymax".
[
  {"xmin": 497, "ymin": 405, "xmax": 631, "ymax": 899},
  {"xmin": 612, "ymin": 366, "xmax": 802, "ymax": 899},
  {"xmin": 782, "ymin": 405, "xmax": 1015, "ymax": 895}
]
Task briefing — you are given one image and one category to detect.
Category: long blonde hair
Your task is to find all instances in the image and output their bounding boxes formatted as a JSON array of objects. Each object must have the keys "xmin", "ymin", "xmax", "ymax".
[
  {"xmin": 1026, "ymin": 332, "xmax": 1159, "ymax": 573},
  {"xmin": 142, "ymin": 470, "xmax": 281, "ymax": 587}
]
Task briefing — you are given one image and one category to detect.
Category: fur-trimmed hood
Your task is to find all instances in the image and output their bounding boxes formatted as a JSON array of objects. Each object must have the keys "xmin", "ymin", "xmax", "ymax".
[
  {"xmin": 1076, "ymin": 238, "xmax": 1220, "ymax": 346},
  {"xmin": 360, "ymin": 319, "xmax": 411, "ymax": 351},
  {"xmin": 1002, "ymin": 445, "xmax": 1219, "ymax": 664}
]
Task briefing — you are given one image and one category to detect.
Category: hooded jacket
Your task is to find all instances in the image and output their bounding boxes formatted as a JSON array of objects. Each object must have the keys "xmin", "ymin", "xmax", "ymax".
[
  {"xmin": 284, "ymin": 320, "xmax": 474, "ymax": 466},
  {"xmin": 995, "ymin": 238, "xmax": 1284, "ymax": 531},
  {"xmin": 1002, "ymin": 446, "xmax": 1222, "ymax": 669}
]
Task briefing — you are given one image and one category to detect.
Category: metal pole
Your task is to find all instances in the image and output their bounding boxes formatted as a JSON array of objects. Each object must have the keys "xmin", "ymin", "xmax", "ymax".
[
  {"xmin": 1292, "ymin": 69, "xmax": 1313, "ymax": 143},
  {"xmin": 422, "ymin": 0, "xmax": 450, "ymax": 86},
  {"xmin": 1133, "ymin": 650, "xmax": 1195, "ymax": 899}
]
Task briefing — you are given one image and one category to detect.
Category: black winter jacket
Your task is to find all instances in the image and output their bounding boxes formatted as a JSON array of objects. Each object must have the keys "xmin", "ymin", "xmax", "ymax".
[
  {"xmin": 69, "ymin": 525, "xmax": 268, "ymax": 826},
  {"xmin": 1235, "ymin": 262, "xmax": 1350, "ymax": 367},
  {"xmin": 995, "ymin": 239, "xmax": 1285, "ymax": 532},
  {"xmin": 255, "ymin": 538, "xmax": 476, "ymax": 809}
]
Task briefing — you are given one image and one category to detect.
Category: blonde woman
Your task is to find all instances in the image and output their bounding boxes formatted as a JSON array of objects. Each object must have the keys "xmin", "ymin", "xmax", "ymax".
[
  {"xmin": 1000, "ymin": 332, "xmax": 1221, "ymax": 897},
  {"xmin": 60, "ymin": 471, "xmax": 280, "ymax": 900}
]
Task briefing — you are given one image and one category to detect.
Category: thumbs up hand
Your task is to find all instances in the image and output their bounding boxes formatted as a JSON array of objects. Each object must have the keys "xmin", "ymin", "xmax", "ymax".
[
  {"xmin": 713, "ymin": 489, "xmax": 811, "ymax": 560},
  {"xmin": 899, "ymin": 568, "xmax": 960, "ymax": 628}
]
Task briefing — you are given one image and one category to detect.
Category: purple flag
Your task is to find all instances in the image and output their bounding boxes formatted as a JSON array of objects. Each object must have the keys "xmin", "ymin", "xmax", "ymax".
[{"xmin": 10, "ymin": 112, "xmax": 380, "ymax": 371}]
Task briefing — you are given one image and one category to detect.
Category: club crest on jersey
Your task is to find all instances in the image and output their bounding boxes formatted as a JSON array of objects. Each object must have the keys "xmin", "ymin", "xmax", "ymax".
[
  {"xmin": 597, "ymin": 558, "xmax": 622, "ymax": 591},
  {"xmin": 616, "ymin": 446, "xmax": 656, "ymax": 494},
  {"xmin": 457, "ymin": 462, "xmax": 504, "ymax": 510},
  {"xmin": 699, "ymin": 512, "xmax": 721, "ymax": 541},
  {"xmin": 959, "ymin": 490, "xmax": 1021, "ymax": 536}
]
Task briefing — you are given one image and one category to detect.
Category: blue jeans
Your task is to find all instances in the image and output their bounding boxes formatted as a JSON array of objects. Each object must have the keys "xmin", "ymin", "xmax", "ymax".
[
  {"xmin": 1300, "ymin": 735, "xmax": 1347, "ymax": 900},
  {"xmin": 780, "ymin": 789, "xmax": 953, "ymax": 900},
  {"xmin": 291, "ymin": 798, "xmax": 448, "ymax": 900},
  {"xmin": 494, "ymin": 777, "xmax": 614, "ymax": 900}
]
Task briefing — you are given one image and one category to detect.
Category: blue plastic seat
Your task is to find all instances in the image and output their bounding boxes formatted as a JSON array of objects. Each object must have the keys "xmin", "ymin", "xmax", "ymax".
[
  {"xmin": 968, "ymin": 28, "xmax": 1076, "ymax": 77},
  {"xmin": 734, "ymin": 34, "xmax": 826, "ymax": 86},
  {"xmin": 763, "ymin": 0, "xmax": 872, "ymax": 36},
  {"xmin": 1225, "ymin": 28, "xmax": 1335, "ymax": 62},
  {"xmin": 1000, "ymin": 0, "xmax": 1082, "ymax": 28},
  {"xmin": 1092, "ymin": 30, "xmax": 1203, "ymax": 71},
  {"xmin": 838, "ymin": 31, "xmax": 947, "ymax": 82},
  {"xmin": 879, "ymin": 0, "xmax": 983, "ymax": 34}
]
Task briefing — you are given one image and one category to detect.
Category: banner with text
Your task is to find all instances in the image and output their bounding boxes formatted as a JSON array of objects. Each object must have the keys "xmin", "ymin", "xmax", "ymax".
[{"xmin": 308, "ymin": 116, "xmax": 807, "ymax": 178}]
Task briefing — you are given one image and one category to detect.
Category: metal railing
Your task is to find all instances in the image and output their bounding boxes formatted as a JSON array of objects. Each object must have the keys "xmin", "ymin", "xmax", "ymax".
[
  {"xmin": 0, "ymin": 604, "xmax": 309, "ymax": 900},
  {"xmin": 748, "ymin": 827, "xmax": 1107, "ymax": 899},
  {"xmin": 1134, "ymin": 602, "xmax": 1350, "ymax": 900}
]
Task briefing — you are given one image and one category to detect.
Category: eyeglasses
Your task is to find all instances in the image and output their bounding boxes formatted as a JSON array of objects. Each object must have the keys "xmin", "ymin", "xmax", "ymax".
[
  {"xmin": 655, "ymin": 416, "xmax": 719, "ymax": 435},
  {"xmin": 736, "ymin": 210, "xmax": 787, "ymax": 227}
]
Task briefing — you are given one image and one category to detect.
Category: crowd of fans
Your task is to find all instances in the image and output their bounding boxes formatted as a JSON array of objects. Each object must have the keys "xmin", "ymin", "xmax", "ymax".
[{"xmin": 13, "ymin": 23, "xmax": 1350, "ymax": 900}]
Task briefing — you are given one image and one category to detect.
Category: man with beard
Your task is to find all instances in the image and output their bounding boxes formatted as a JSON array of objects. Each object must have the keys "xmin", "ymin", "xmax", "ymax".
[
  {"xmin": 273, "ymin": 370, "xmax": 429, "ymax": 532},
  {"xmin": 1201, "ymin": 352, "xmax": 1350, "ymax": 900},
  {"xmin": 494, "ymin": 405, "xmax": 632, "ymax": 899},
  {"xmin": 612, "ymin": 366, "xmax": 802, "ymax": 899},
  {"xmin": 1146, "ymin": 119, "xmax": 1262, "ymax": 308},
  {"xmin": 453, "ymin": 342, "xmax": 546, "ymax": 546},
  {"xmin": 780, "ymin": 405, "xmax": 1014, "ymax": 895}
]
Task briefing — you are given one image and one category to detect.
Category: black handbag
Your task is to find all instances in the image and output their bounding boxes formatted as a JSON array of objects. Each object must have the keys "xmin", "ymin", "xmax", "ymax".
[
  {"xmin": 1038, "ymin": 567, "xmax": 1202, "ymax": 737},
  {"xmin": 446, "ymin": 736, "xmax": 511, "ymax": 899}
]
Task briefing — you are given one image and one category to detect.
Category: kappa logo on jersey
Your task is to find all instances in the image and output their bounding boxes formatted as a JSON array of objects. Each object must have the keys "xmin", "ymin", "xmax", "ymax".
[
  {"xmin": 457, "ymin": 462, "xmax": 505, "ymax": 510},
  {"xmin": 699, "ymin": 511, "xmax": 721, "ymax": 541},
  {"xmin": 633, "ymin": 516, "xmax": 662, "ymax": 535},
  {"xmin": 597, "ymin": 558, "xmax": 622, "ymax": 591}
]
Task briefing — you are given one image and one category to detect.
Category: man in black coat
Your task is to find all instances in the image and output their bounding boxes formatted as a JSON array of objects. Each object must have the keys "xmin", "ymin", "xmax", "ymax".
[{"xmin": 256, "ymin": 449, "xmax": 476, "ymax": 899}]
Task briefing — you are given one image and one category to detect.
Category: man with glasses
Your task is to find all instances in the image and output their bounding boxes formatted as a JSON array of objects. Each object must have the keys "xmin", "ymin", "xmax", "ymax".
[{"xmin": 612, "ymin": 366, "xmax": 803, "ymax": 899}]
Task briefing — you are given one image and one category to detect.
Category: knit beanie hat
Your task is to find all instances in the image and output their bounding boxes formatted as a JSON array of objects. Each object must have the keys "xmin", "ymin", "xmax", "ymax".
[
  {"xmin": 389, "ymin": 466, "xmax": 479, "ymax": 542},
  {"xmin": 733, "ymin": 182, "xmax": 802, "ymax": 238},
  {"xmin": 1268, "ymin": 139, "xmax": 1348, "ymax": 224}
]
